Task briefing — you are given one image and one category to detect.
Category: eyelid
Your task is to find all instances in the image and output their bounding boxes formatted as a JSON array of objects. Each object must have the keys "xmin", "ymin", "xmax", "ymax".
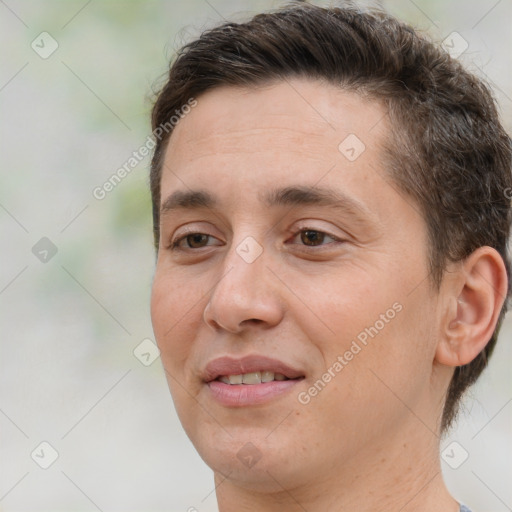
[
  {"xmin": 286, "ymin": 226, "xmax": 345, "ymax": 250},
  {"xmin": 168, "ymin": 228, "xmax": 223, "ymax": 250},
  {"xmin": 291, "ymin": 222, "xmax": 345, "ymax": 241},
  {"xmin": 168, "ymin": 223, "xmax": 346, "ymax": 251}
]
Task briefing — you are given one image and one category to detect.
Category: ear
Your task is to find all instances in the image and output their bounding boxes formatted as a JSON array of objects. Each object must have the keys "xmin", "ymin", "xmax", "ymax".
[{"xmin": 435, "ymin": 247, "xmax": 508, "ymax": 367}]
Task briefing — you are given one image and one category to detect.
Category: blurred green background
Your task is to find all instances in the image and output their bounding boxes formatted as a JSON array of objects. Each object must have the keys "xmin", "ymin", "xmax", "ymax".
[{"xmin": 1, "ymin": 1, "xmax": 511, "ymax": 510}]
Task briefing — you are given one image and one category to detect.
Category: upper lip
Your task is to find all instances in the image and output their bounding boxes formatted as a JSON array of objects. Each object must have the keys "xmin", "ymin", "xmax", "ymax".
[{"xmin": 202, "ymin": 355, "xmax": 305, "ymax": 382}]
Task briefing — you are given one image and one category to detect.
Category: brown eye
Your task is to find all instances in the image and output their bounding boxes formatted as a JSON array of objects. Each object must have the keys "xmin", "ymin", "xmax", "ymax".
[
  {"xmin": 170, "ymin": 233, "xmax": 221, "ymax": 250},
  {"xmin": 300, "ymin": 230, "xmax": 327, "ymax": 246},
  {"xmin": 185, "ymin": 234, "xmax": 210, "ymax": 248},
  {"xmin": 290, "ymin": 228, "xmax": 341, "ymax": 248}
]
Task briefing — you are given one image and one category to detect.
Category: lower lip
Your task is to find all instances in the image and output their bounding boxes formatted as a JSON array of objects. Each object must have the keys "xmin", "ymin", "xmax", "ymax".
[{"xmin": 207, "ymin": 379, "xmax": 301, "ymax": 406}]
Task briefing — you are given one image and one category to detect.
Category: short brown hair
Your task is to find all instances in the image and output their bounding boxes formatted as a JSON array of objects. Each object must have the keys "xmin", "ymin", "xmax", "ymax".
[{"xmin": 149, "ymin": 1, "xmax": 512, "ymax": 432}]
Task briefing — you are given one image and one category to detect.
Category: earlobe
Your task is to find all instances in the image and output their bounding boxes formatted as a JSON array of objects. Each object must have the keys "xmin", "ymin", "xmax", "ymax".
[{"xmin": 435, "ymin": 247, "xmax": 508, "ymax": 368}]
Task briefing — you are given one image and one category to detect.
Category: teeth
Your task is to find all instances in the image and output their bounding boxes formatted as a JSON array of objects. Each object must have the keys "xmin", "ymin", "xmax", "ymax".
[
  {"xmin": 261, "ymin": 371, "xmax": 274, "ymax": 383},
  {"xmin": 218, "ymin": 371, "xmax": 290, "ymax": 385},
  {"xmin": 228, "ymin": 374, "xmax": 243, "ymax": 385},
  {"xmin": 242, "ymin": 372, "xmax": 261, "ymax": 384}
]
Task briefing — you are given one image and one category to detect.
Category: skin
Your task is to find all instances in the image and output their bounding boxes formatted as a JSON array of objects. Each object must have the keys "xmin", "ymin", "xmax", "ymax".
[{"xmin": 150, "ymin": 78, "xmax": 507, "ymax": 511}]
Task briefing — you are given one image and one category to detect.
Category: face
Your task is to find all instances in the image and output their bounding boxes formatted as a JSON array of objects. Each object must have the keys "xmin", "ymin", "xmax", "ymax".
[{"xmin": 151, "ymin": 78, "xmax": 444, "ymax": 492}]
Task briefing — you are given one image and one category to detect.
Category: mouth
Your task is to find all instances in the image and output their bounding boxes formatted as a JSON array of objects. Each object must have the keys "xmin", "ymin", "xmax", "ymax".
[
  {"xmin": 203, "ymin": 355, "xmax": 305, "ymax": 406},
  {"xmin": 216, "ymin": 371, "xmax": 295, "ymax": 385}
]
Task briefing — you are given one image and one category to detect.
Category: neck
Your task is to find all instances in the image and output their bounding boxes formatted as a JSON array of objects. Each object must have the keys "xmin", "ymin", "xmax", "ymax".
[{"xmin": 214, "ymin": 419, "xmax": 459, "ymax": 512}]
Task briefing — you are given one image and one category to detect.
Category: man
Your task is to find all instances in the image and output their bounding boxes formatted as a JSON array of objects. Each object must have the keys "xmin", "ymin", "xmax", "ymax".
[{"xmin": 148, "ymin": 2, "xmax": 511, "ymax": 510}]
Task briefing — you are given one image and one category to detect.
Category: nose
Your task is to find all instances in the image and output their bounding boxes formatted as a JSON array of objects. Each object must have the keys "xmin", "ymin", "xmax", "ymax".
[{"xmin": 203, "ymin": 241, "xmax": 285, "ymax": 333}]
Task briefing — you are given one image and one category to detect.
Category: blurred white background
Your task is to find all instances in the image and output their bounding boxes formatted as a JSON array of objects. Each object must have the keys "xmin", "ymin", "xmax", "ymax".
[{"xmin": 0, "ymin": 1, "xmax": 511, "ymax": 511}]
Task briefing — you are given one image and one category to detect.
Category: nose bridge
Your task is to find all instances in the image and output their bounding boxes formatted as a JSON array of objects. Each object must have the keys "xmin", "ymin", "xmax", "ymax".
[{"xmin": 204, "ymin": 233, "xmax": 283, "ymax": 332}]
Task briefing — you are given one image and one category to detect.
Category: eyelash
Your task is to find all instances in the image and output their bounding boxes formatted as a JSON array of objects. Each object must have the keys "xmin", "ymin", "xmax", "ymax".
[{"xmin": 168, "ymin": 227, "xmax": 344, "ymax": 252}]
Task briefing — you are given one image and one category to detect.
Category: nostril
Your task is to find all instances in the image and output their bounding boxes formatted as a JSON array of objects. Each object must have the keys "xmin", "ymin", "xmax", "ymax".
[{"xmin": 242, "ymin": 318, "xmax": 264, "ymax": 326}]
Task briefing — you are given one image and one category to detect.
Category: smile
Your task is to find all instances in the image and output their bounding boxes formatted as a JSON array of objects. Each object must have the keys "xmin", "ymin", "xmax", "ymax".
[
  {"xmin": 203, "ymin": 356, "xmax": 305, "ymax": 406},
  {"xmin": 217, "ymin": 371, "xmax": 291, "ymax": 384}
]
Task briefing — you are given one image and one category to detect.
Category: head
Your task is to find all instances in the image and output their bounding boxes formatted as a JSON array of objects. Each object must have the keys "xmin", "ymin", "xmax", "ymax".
[{"xmin": 149, "ymin": 0, "xmax": 511, "ymax": 497}]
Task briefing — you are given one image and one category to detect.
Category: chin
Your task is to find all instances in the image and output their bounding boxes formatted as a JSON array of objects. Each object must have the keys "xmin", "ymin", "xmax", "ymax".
[{"xmin": 188, "ymin": 426, "xmax": 313, "ymax": 492}]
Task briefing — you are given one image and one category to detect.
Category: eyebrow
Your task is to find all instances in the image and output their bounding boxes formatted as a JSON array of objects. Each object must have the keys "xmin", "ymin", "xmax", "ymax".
[{"xmin": 160, "ymin": 185, "xmax": 374, "ymax": 224}]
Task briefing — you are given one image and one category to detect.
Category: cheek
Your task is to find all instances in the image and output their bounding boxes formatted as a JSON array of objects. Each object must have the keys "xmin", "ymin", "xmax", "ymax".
[
  {"xmin": 294, "ymin": 266, "xmax": 385, "ymax": 348},
  {"xmin": 150, "ymin": 272, "xmax": 203, "ymax": 425},
  {"xmin": 150, "ymin": 270, "xmax": 199, "ymax": 370},
  {"xmin": 302, "ymin": 265, "xmax": 432, "ymax": 393}
]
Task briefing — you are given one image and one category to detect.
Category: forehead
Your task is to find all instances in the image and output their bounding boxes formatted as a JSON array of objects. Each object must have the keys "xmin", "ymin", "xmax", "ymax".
[{"xmin": 163, "ymin": 79, "xmax": 388, "ymax": 177}]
